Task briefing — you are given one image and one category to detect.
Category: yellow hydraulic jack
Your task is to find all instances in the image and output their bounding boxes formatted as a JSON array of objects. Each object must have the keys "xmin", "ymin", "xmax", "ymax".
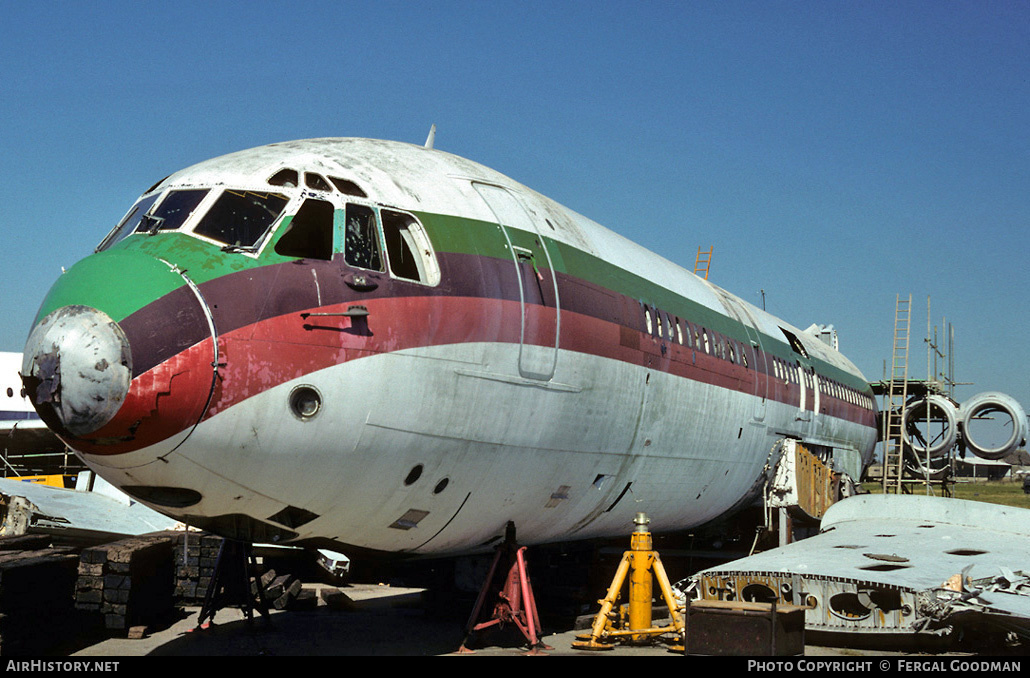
[{"xmin": 573, "ymin": 513, "xmax": 685, "ymax": 651}]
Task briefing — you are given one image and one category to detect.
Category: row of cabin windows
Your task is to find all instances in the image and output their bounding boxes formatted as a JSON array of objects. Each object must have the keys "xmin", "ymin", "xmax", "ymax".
[
  {"xmin": 820, "ymin": 375, "xmax": 875, "ymax": 411},
  {"xmin": 641, "ymin": 305, "xmax": 749, "ymax": 369},
  {"xmin": 274, "ymin": 199, "xmax": 440, "ymax": 286},
  {"xmin": 642, "ymin": 303, "xmax": 875, "ymax": 412},
  {"xmin": 771, "ymin": 356, "xmax": 874, "ymax": 410}
]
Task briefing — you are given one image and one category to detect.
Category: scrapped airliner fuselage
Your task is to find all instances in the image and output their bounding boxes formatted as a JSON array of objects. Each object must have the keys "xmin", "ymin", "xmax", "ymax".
[{"xmin": 21, "ymin": 138, "xmax": 880, "ymax": 557}]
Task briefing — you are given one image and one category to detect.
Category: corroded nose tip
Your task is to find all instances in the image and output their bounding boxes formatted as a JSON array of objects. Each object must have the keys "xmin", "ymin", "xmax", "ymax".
[{"xmin": 21, "ymin": 305, "xmax": 133, "ymax": 438}]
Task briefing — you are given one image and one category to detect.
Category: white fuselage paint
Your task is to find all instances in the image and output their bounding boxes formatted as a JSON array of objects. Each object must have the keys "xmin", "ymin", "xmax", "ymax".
[
  {"xmin": 58, "ymin": 139, "xmax": 879, "ymax": 556},
  {"xmin": 87, "ymin": 340, "xmax": 875, "ymax": 556}
]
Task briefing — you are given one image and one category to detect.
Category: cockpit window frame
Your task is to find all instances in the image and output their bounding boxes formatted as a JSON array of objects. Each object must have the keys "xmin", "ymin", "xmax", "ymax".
[
  {"xmin": 135, "ymin": 189, "xmax": 212, "ymax": 235},
  {"xmin": 379, "ymin": 208, "xmax": 441, "ymax": 287},
  {"xmin": 95, "ymin": 191, "xmax": 162, "ymax": 252},
  {"xmin": 342, "ymin": 202, "xmax": 386, "ymax": 273},
  {"xmin": 98, "ymin": 163, "xmax": 379, "ymax": 260},
  {"xmin": 187, "ymin": 188, "xmax": 291, "ymax": 255}
]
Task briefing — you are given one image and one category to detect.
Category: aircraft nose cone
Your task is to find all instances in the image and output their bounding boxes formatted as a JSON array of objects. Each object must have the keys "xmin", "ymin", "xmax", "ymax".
[{"xmin": 21, "ymin": 305, "xmax": 133, "ymax": 438}]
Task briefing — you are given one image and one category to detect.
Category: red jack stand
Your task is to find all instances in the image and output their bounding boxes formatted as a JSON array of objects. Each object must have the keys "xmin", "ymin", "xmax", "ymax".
[{"xmin": 457, "ymin": 522, "xmax": 551, "ymax": 655}]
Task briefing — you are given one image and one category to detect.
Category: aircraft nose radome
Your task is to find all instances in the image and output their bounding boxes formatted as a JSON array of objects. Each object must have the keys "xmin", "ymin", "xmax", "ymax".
[{"xmin": 21, "ymin": 305, "xmax": 133, "ymax": 438}]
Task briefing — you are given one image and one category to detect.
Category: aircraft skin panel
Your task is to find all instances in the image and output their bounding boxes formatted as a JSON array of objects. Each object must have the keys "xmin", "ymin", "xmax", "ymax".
[
  {"xmin": 32, "ymin": 213, "xmax": 871, "ymax": 412},
  {"xmin": 134, "ymin": 139, "xmax": 866, "ymax": 380},
  {"xmin": 0, "ymin": 352, "xmax": 42, "ymax": 420},
  {"xmin": 36, "ymin": 164, "xmax": 868, "ymax": 394},
  {"xmin": 70, "ymin": 242, "xmax": 873, "ymax": 410},
  {"xmin": 694, "ymin": 495, "xmax": 1030, "ymax": 638},
  {"xmin": 21, "ymin": 137, "xmax": 879, "ymax": 555},
  {"xmin": 79, "ymin": 342, "xmax": 875, "ymax": 555},
  {"xmin": 143, "ymin": 140, "xmax": 747, "ymax": 329},
  {"xmin": 59, "ymin": 279, "xmax": 876, "ymax": 460}
]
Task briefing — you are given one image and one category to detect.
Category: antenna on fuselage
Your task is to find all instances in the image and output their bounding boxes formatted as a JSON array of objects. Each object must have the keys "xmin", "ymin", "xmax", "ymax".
[{"xmin": 424, "ymin": 124, "xmax": 436, "ymax": 149}]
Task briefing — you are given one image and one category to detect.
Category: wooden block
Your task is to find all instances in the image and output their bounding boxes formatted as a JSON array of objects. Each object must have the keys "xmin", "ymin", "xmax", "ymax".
[
  {"xmin": 75, "ymin": 590, "xmax": 102, "ymax": 606},
  {"xmin": 0, "ymin": 535, "xmax": 52, "ymax": 551},
  {"xmin": 288, "ymin": 588, "xmax": 318, "ymax": 611},
  {"xmin": 104, "ymin": 589, "xmax": 130, "ymax": 604},
  {"xmin": 272, "ymin": 578, "xmax": 302, "ymax": 609},
  {"xmin": 265, "ymin": 574, "xmax": 291, "ymax": 600},
  {"xmin": 177, "ymin": 565, "xmax": 200, "ymax": 578},
  {"xmin": 319, "ymin": 587, "xmax": 354, "ymax": 610},
  {"xmin": 104, "ymin": 574, "xmax": 130, "ymax": 590},
  {"xmin": 76, "ymin": 575, "xmax": 104, "ymax": 591},
  {"xmin": 78, "ymin": 562, "xmax": 104, "ymax": 576},
  {"xmin": 259, "ymin": 569, "xmax": 277, "ymax": 588}
]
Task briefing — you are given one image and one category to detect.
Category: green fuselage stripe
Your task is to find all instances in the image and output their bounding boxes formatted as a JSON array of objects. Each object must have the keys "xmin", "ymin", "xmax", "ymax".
[{"xmin": 36, "ymin": 206, "xmax": 870, "ymax": 394}]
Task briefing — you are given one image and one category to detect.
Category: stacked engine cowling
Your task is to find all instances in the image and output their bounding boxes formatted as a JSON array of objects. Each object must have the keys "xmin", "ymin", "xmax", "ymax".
[
  {"xmin": 958, "ymin": 392, "xmax": 1028, "ymax": 460},
  {"xmin": 901, "ymin": 392, "xmax": 1027, "ymax": 468}
]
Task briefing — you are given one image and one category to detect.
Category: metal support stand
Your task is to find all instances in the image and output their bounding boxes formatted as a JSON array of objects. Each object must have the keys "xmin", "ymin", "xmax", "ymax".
[
  {"xmin": 458, "ymin": 522, "xmax": 550, "ymax": 655},
  {"xmin": 573, "ymin": 513, "xmax": 685, "ymax": 651},
  {"xmin": 192, "ymin": 539, "xmax": 270, "ymax": 632}
]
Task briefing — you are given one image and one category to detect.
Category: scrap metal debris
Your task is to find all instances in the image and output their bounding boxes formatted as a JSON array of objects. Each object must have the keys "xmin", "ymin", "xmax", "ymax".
[{"xmin": 691, "ymin": 494, "xmax": 1030, "ymax": 648}]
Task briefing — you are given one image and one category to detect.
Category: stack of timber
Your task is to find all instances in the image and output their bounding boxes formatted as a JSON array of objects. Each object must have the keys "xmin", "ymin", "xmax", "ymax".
[
  {"xmin": 172, "ymin": 531, "xmax": 222, "ymax": 605},
  {"xmin": 252, "ymin": 569, "xmax": 317, "ymax": 611},
  {"xmin": 0, "ymin": 535, "xmax": 83, "ymax": 655},
  {"xmin": 75, "ymin": 533, "xmax": 175, "ymax": 633}
]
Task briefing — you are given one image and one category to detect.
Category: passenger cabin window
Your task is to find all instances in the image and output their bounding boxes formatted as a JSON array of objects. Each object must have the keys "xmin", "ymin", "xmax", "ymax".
[
  {"xmin": 344, "ymin": 203, "xmax": 384, "ymax": 271},
  {"xmin": 134, "ymin": 189, "xmax": 209, "ymax": 235},
  {"xmin": 274, "ymin": 199, "xmax": 334, "ymax": 260},
  {"xmin": 193, "ymin": 190, "xmax": 288, "ymax": 249},
  {"xmin": 381, "ymin": 209, "xmax": 439, "ymax": 285}
]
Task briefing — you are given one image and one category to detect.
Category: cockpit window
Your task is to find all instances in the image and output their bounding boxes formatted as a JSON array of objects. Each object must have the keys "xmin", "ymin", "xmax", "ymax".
[
  {"xmin": 134, "ymin": 189, "xmax": 209, "ymax": 234},
  {"xmin": 268, "ymin": 169, "xmax": 299, "ymax": 188},
  {"xmin": 305, "ymin": 172, "xmax": 332, "ymax": 192},
  {"xmin": 274, "ymin": 198, "xmax": 334, "ymax": 260},
  {"xmin": 344, "ymin": 203, "xmax": 383, "ymax": 271},
  {"xmin": 95, "ymin": 193, "xmax": 161, "ymax": 252},
  {"xmin": 381, "ymin": 209, "xmax": 440, "ymax": 285},
  {"xmin": 193, "ymin": 190, "xmax": 289, "ymax": 250},
  {"xmin": 328, "ymin": 176, "xmax": 367, "ymax": 198}
]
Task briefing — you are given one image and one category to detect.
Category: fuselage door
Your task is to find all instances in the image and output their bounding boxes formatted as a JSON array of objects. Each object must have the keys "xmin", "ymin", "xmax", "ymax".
[
  {"xmin": 779, "ymin": 326, "xmax": 815, "ymax": 425},
  {"xmin": 472, "ymin": 183, "xmax": 560, "ymax": 381}
]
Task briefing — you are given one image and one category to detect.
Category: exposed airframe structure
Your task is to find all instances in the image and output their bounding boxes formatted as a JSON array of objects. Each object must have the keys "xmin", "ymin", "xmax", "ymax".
[
  {"xmin": 0, "ymin": 473, "xmax": 181, "ymax": 544},
  {"xmin": 692, "ymin": 494, "xmax": 1030, "ymax": 646}
]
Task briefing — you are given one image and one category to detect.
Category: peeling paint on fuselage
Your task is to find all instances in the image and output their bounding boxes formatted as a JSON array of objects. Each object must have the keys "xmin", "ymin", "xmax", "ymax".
[{"xmin": 24, "ymin": 138, "xmax": 878, "ymax": 556}]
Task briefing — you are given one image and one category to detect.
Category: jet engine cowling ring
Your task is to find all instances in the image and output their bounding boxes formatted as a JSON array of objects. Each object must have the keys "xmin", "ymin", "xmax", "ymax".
[
  {"xmin": 901, "ymin": 395, "xmax": 958, "ymax": 458},
  {"xmin": 959, "ymin": 392, "xmax": 1027, "ymax": 461},
  {"xmin": 903, "ymin": 445, "xmax": 951, "ymax": 481}
]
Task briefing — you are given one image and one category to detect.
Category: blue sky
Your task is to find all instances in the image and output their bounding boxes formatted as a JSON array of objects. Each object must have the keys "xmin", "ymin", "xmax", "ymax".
[{"xmin": 1, "ymin": 1, "xmax": 1027, "ymax": 415}]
